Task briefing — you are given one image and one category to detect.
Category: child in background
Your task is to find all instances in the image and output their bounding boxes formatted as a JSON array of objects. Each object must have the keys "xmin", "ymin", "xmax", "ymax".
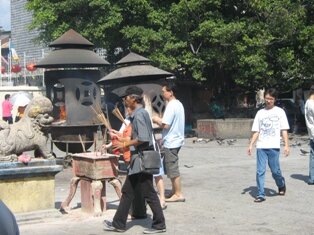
[{"xmin": 15, "ymin": 105, "xmax": 27, "ymax": 122}]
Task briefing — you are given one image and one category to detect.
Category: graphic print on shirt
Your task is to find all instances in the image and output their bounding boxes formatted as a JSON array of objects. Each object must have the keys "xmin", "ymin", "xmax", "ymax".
[{"xmin": 260, "ymin": 114, "xmax": 280, "ymax": 138}]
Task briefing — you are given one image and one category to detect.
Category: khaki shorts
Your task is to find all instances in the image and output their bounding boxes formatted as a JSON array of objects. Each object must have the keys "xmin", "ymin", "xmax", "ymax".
[{"xmin": 164, "ymin": 147, "xmax": 181, "ymax": 178}]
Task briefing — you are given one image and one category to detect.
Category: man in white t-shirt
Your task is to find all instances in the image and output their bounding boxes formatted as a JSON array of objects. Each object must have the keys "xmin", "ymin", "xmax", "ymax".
[
  {"xmin": 152, "ymin": 83, "xmax": 185, "ymax": 203},
  {"xmin": 248, "ymin": 88, "xmax": 290, "ymax": 202},
  {"xmin": 304, "ymin": 87, "xmax": 314, "ymax": 185}
]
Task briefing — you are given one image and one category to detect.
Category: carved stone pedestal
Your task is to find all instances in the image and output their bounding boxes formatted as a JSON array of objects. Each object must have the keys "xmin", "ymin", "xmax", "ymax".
[{"xmin": 0, "ymin": 159, "xmax": 63, "ymax": 213}]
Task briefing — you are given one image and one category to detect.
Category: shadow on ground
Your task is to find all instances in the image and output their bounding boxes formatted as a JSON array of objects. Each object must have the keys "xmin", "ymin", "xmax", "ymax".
[
  {"xmin": 290, "ymin": 173, "xmax": 308, "ymax": 183},
  {"xmin": 241, "ymin": 186, "xmax": 277, "ymax": 198}
]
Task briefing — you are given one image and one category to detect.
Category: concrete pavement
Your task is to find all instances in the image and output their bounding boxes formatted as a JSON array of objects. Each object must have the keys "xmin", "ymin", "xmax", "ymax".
[{"xmin": 17, "ymin": 135, "xmax": 314, "ymax": 235}]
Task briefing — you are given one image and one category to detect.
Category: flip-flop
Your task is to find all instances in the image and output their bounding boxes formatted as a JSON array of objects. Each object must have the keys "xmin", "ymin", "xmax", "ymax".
[
  {"xmin": 254, "ymin": 197, "xmax": 265, "ymax": 203},
  {"xmin": 278, "ymin": 186, "xmax": 286, "ymax": 196},
  {"xmin": 165, "ymin": 196, "xmax": 186, "ymax": 202}
]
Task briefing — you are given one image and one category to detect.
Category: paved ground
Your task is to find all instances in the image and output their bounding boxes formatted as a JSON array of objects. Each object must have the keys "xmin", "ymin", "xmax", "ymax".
[{"xmin": 17, "ymin": 134, "xmax": 314, "ymax": 235}]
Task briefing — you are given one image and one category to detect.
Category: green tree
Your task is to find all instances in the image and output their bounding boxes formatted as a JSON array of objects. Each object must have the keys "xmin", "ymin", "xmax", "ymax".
[{"xmin": 26, "ymin": 0, "xmax": 314, "ymax": 93}]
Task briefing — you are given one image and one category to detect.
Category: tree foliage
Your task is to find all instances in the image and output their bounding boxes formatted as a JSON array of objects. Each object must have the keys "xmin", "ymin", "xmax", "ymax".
[{"xmin": 26, "ymin": 0, "xmax": 314, "ymax": 92}]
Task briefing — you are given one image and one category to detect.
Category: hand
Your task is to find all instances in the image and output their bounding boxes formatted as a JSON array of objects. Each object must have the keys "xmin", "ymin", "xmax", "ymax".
[
  {"xmin": 109, "ymin": 129, "xmax": 120, "ymax": 138},
  {"xmin": 102, "ymin": 142, "xmax": 112, "ymax": 150},
  {"xmin": 283, "ymin": 146, "xmax": 290, "ymax": 157},
  {"xmin": 112, "ymin": 140, "xmax": 124, "ymax": 151},
  {"xmin": 247, "ymin": 146, "xmax": 253, "ymax": 156},
  {"xmin": 109, "ymin": 129, "xmax": 118, "ymax": 134}
]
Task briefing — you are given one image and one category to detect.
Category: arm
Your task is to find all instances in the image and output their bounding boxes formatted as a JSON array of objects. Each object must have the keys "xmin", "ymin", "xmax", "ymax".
[
  {"xmin": 152, "ymin": 116, "xmax": 170, "ymax": 129},
  {"xmin": 247, "ymin": 132, "xmax": 259, "ymax": 156},
  {"xmin": 112, "ymin": 137, "xmax": 145, "ymax": 150},
  {"xmin": 281, "ymin": 130, "xmax": 290, "ymax": 157},
  {"xmin": 102, "ymin": 141, "xmax": 112, "ymax": 150},
  {"xmin": 109, "ymin": 129, "xmax": 122, "ymax": 137},
  {"xmin": 305, "ymin": 115, "xmax": 314, "ymax": 135},
  {"xmin": 112, "ymin": 121, "xmax": 146, "ymax": 150},
  {"xmin": 305, "ymin": 103, "xmax": 314, "ymax": 136},
  {"xmin": 114, "ymin": 109, "xmax": 151, "ymax": 150}
]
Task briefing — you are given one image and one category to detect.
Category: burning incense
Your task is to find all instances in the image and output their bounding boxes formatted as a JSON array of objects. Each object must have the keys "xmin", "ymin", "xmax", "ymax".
[
  {"xmin": 112, "ymin": 107, "xmax": 126, "ymax": 125},
  {"xmin": 78, "ymin": 134, "xmax": 86, "ymax": 152},
  {"xmin": 90, "ymin": 104, "xmax": 112, "ymax": 129}
]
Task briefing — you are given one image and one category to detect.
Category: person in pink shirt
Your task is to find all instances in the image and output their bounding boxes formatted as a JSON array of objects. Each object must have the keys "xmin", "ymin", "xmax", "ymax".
[{"xmin": 2, "ymin": 94, "xmax": 13, "ymax": 124}]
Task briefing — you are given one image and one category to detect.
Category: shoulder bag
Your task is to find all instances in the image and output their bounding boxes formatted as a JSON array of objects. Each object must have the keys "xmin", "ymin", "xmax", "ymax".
[{"xmin": 139, "ymin": 133, "xmax": 161, "ymax": 174}]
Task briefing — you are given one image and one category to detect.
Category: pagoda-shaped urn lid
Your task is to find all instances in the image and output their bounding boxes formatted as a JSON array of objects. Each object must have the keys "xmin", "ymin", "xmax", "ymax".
[
  {"xmin": 97, "ymin": 51, "xmax": 172, "ymax": 84},
  {"xmin": 36, "ymin": 29, "xmax": 109, "ymax": 68},
  {"xmin": 49, "ymin": 29, "xmax": 94, "ymax": 49},
  {"xmin": 116, "ymin": 52, "xmax": 150, "ymax": 66}
]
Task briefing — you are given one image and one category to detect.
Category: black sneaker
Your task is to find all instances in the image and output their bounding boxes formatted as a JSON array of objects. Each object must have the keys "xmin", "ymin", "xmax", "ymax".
[
  {"xmin": 103, "ymin": 220, "xmax": 126, "ymax": 233},
  {"xmin": 143, "ymin": 228, "xmax": 166, "ymax": 234}
]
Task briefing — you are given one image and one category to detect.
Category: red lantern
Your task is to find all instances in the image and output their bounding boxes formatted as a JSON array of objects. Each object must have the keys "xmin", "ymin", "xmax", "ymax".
[
  {"xmin": 11, "ymin": 64, "xmax": 22, "ymax": 73},
  {"xmin": 26, "ymin": 63, "xmax": 37, "ymax": 72},
  {"xmin": 1, "ymin": 66, "xmax": 5, "ymax": 74}
]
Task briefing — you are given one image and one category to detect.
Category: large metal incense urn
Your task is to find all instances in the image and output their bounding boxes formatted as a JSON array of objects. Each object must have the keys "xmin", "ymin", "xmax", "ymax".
[
  {"xmin": 97, "ymin": 52, "xmax": 173, "ymax": 130},
  {"xmin": 36, "ymin": 29, "xmax": 110, "ymax": 153}
]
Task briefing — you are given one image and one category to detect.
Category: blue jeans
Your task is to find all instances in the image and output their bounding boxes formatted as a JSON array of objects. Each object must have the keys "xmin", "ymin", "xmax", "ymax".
[
  {"xmin": 309, "ymin": 140, "xmax": 314, "ymax": 184},
  {"xmin": 256, "ymin": 149, "xmax": 285, "ymax": 198}
]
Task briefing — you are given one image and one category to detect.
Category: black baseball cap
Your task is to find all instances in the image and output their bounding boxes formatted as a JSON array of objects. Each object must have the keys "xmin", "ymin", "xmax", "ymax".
[{"xmin": 120, "ymin": 86, "xmax": 143, "ymax": 98}]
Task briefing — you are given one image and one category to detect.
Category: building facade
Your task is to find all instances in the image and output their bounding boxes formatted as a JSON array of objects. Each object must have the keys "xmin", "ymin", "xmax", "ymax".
[
  {"xmin": 9, "ymin": 0, "xmax": 46, "ymax": 86},
  {"xmin": 11, "ymin": 0, "xmax": 46, "ymax": 60}
]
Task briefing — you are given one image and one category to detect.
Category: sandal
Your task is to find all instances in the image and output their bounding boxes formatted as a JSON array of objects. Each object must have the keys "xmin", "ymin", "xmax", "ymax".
[
  {"xmin": 254, "ymin": 197, "xmax": 265, "ymax": 203},
  {"xmin": 165, "ymin": 195, "xmax": 186, "ymax": 202},
  {"xmin": 278, "ymin": 186, "xmax": 286, "ymax": 196}
]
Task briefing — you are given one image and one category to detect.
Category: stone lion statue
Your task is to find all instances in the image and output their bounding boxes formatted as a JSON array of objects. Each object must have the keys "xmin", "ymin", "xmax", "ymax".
[{"xmin": 0, "ymin": 96, "xmax": 54, "ymax": 162}]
